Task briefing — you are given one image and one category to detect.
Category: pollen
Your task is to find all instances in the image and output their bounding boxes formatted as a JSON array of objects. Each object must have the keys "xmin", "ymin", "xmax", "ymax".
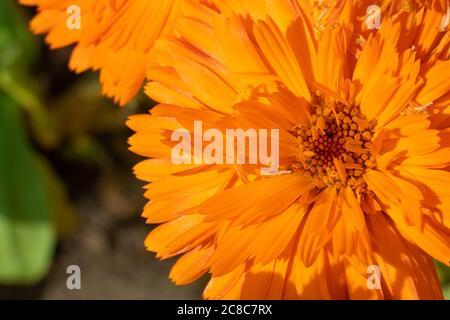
[{"xmin": 293, "ymin": 95, "xmax": 375, "ymax": 193}]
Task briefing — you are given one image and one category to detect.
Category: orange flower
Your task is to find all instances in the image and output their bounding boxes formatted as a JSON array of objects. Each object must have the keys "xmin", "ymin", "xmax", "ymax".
[
  {"xmin": 129, "ymin": 0, "xmax": 450, "ymax": 299},
  {"xmin": 19, "ymin": 0, "xmax": 214, "ymax": 105}
]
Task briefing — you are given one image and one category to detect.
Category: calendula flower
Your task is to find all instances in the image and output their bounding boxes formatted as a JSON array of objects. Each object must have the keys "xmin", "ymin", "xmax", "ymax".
[
  {"xmin": 129, "ymin": 0, "xmax": 450, "ymax": 299},
  {"xmin": 19, "ymin": 0, "xmax": 214, "ymax": 105}
]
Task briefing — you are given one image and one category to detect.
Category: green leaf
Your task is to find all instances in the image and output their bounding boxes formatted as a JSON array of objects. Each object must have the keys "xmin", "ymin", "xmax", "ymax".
[
  {"xmin": 0, "ymin": 0, "xmax": 59, "ymax": 149},
  {"xmin": 435, "ymin": 261, "xmax": 450, "ymax": 300},
  {"xmin": 0, "ymin": 0, "xmax": 38, "ymax": 71},
  {"xmin": 0, "ymin": 93, "xmax": 55, "ymax": 285},
  {"xmin": 442, "ymin": 284, "xmax": 450, "ymax": 300}
]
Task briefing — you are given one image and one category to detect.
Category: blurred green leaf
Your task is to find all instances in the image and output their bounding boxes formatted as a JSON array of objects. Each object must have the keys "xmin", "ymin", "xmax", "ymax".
[
  {"xmin": 0, "ymin": 93, "xmax": 55, "ymax": 285},
  {"xmin": 0, "ymin": 0, "xmax": 37, "ymax": 71},
  {"xmin": 436, "ymin": 261, "xmax": 450, "ymax": 300},
  {"xmin": 0, "ymin": 0, "xmax": 59, "ymax": 149},
  {"xmin": 443, "ymin": 285, "xmax": 450, "ymax": 300},
  {"xmin": 444, "ymin": 290, "xmax": 449, "ymax": 300},
  {"xmin": 0, "ymin": 70, "xmax": 60, "ymax": 148}
]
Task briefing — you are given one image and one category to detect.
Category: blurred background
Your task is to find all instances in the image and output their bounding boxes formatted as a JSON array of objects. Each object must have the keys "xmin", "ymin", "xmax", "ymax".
[
  {"xmin": 0, "ymin": 0, "xmax": 448, "ymax": 300},
  {"xmin": 0, "ymin": 0, "xmax": 204, "ymax": 299}
]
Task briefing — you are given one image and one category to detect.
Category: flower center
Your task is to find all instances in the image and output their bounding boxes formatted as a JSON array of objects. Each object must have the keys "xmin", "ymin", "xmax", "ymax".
[{"xmin": 293, "ymin": 95, "xmax": 375, "ymax": 193}]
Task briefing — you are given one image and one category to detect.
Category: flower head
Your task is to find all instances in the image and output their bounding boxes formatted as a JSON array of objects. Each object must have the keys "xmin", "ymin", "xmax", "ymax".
[
  {"xmin": 20, "ymin": 0, "xmax": 212, "ymax": 105},
  {"xmin": 129, "ymin": 0, "xmax": 450, "ymax": 299}
]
